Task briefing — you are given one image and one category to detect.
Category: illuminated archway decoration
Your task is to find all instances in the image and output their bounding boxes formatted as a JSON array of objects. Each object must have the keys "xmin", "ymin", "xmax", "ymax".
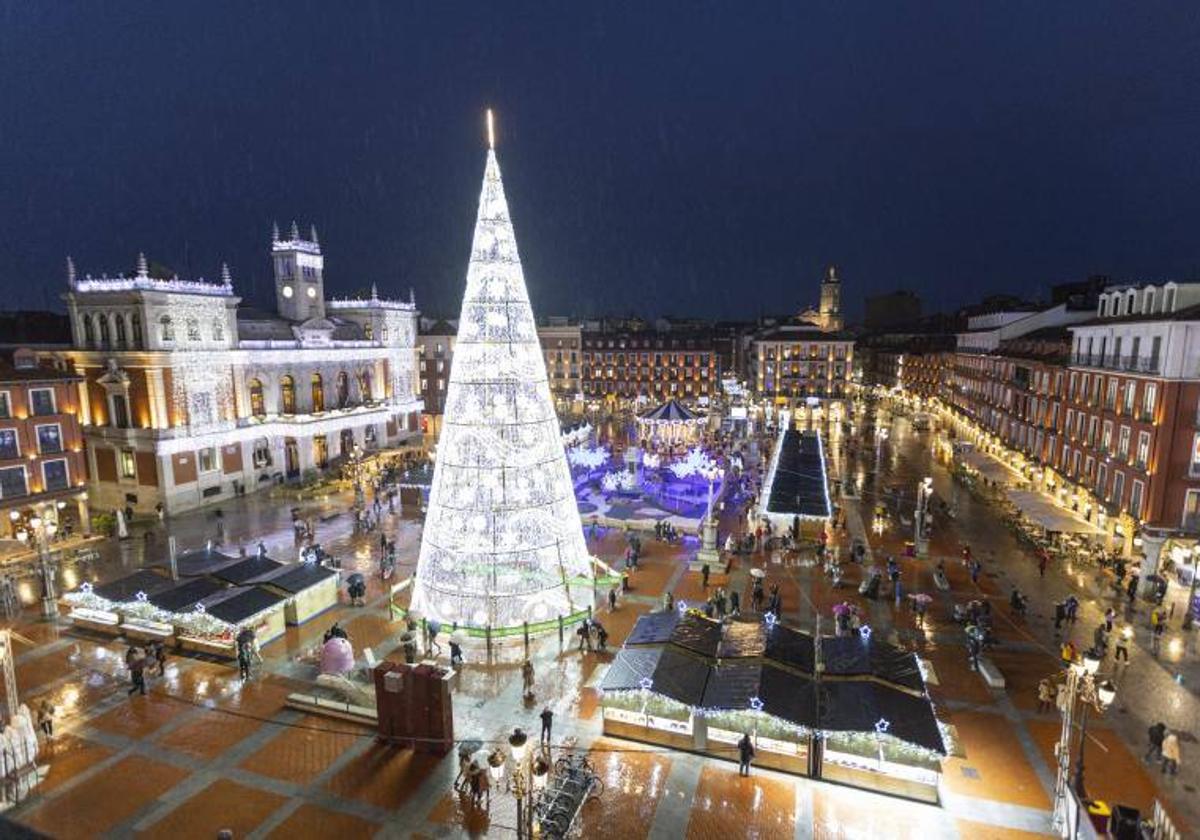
[{"xmin": 411, "ymin": 127, "xmax": 593, "ymax": 628}]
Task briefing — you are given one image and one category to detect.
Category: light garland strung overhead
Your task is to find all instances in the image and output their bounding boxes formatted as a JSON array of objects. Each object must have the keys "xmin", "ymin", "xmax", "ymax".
[{"xmin": 409, "ymin": 112, "xmax": 594, "ymax": 628}]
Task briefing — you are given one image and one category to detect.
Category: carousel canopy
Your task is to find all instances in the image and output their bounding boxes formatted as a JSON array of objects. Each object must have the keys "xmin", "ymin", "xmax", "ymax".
[
  {"xmin": 639, "ymin": 399, "xmax": 701, "ymax": 423},
  {"xmin": 602, "ymin": 612, "xmax": 945, "ymax": 755}
]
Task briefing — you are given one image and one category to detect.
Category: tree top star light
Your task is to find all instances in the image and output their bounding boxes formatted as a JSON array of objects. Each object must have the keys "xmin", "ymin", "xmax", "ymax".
[{"xmin": 409, "ymin": 111, "xmax": 595, "ymax": 628}]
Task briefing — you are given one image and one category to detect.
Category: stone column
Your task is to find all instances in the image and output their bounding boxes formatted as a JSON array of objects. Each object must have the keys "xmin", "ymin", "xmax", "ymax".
[
  {"xmin": 1138, "ymin": 533, "xmax": 1167, "ymax": 591},
  {"xmin": 148, "ymin": 368, "xmax": 169, "ymax": 429},
  {"xmin": 76, "ymin": 495, "xmax": 91, "ymax": 535}
]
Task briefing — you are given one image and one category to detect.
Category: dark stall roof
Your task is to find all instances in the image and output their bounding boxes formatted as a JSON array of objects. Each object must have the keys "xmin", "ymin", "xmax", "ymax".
[
  {"xmin": 211, "ymin": 557, "xmax": 285, "ymax": 585},
  {"xmin": 700, "ymin": 661, "xmax": 762, "ymax": 710},
  {"xmin": 764, "ymin": 624, "xmax": 816, "ymax": 673},
  {"xmin": 173, "ymin": 548, "xmax": 239, "ymax": 577},
  {"xmin": 262, "ymin": 563, "xmax": 336, "ymax": 593},
  {"xmin": 717, "ymin": 619, "xmax": 766, "ymax": 659},
  {"xmin": 766, "ymin": 430, "xmax": 830, "ymax": 518},
  {"xmin": 202, "ymin": 587, "xmax": 285, "ymax": 625},
  {"xmin": 650, "ymin": 648, "xmax": 709, "ymax": 706},
  {"xmin": 668, "ymin": 614, "xmax": 723, "ymax": 657},
  {"xmin": 147, "ymin": 578, "xmax": 226, "ymax": 614},
  {"xmin": 761, "ymin": 665, "xmax": 819, "ymax": 725},
  {"xmin": 93, "ymin": 570, "xmax": 173, "ymax": 603},
  {"xmin": 819, "ymin": 682, "xmax": 945, "ymax": 755},
  {"xmin": 820, "ymin": 636, "xmax": 925, "ymax": 692},
  {"xmin": 625, "ymin": 610, "xmax": 681, "ymax": 646},
  {"xmin": 599, "ymin": 647, "xmax": 663, "ymax": 692}
]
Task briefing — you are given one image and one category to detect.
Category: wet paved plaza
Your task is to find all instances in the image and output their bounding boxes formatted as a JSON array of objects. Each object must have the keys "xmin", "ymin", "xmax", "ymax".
[{"xmin": 1, "ymin": 402, "xmax": 1196, "ymax": 837}]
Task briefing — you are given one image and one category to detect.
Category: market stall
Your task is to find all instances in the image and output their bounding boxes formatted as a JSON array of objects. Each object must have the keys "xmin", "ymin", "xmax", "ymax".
[
  {"xmin": 177, "ymin": 586, "xmax": 286, "ymax": 658},
  {"xmin": 64, "ymin": 569, "xmax": 173, "ymax": 636},
  {"xmin": 209, "ymin": 555, "xmax": 286, "ymax": 585},
  {"xmin": 259, "ymin": 562, "xmax": 339, "ymax": 625},
  {"xmin": 599, "ymin": 611, "xmax": 946, "ymax": 802},
  {"xmin": 758, "ymin": 423, "xmax": 832, "ymax": 534}
]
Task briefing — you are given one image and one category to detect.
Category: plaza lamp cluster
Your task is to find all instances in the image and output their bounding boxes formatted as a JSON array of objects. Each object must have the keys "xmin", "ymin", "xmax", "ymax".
[
  {"xmin": 484, "ymin": 727, "xmax": 550, "ymax": 839},
  {"xmin": 1052, "ymin": 649, "xmax": 1117, "ymax": 832},
  {"xmin": 8, "ymin": 506, "xmax": 66, "ymax": 618}
]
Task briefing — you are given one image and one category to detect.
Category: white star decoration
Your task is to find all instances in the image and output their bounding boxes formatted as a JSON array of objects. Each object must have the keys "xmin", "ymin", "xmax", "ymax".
[
  {"xmin": 135, "ymin": 591, "xmax": 148, "ymax": 602},
  {"xmin": 875, "ymin": 718, "xmax": 890, "ymax": 734},
  {"xmin": 749, "ymin": 697, "xmax": 765, "ymax": 712}
]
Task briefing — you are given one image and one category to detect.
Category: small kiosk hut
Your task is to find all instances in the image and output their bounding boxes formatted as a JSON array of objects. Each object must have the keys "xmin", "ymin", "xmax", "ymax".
[
  {"xmin": 65, "ymin": 569, "xmax": 173, "ymax": 637},
  {"xmin": 259, "ymin": 563, "xmax": 339, "ymax": 625},
  {"xmin": 636, "ymin": 399, "xmax": 706, "ymax": 447},
  {"xmin": 177, "ymin": 586, "xmax": 287, "ymax": 658},
  {"xmin": 209, "ymin": 555, "xmax": 286, "ymax": 586},
  {"xmin": 600, "ymin": 611, "xmax": 946, "ymax": 802}
]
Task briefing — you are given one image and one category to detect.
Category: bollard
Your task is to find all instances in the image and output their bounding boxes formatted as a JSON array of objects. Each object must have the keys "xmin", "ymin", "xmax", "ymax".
[
  {"xmin": 558, "ymin": 614, "xmax": 564, "ymax": 645},
  {"xmin": 587, "ymin": 605, "xmax": 593, "ymax": 624},
  {"xmin": 523, "ymin": 620, "xmax": 530, "ymax": 657},
  {"xmin": 486, "ymin": 624, "xmax": 492, "ymax": 659}
]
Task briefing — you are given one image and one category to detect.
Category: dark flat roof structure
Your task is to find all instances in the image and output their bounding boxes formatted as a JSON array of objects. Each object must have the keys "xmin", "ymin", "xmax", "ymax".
[
  {"xmin": 147, "ymin": 578, "xmax": 227, "ymax": 613},
  {"xmin": 261, "ymin": 562, "xmax": 337, "ymax": 593},
  {"xmin": 764, "ymin": 430, "xmax": 830, "ymax": 520},
  {"xmin": 92, "ymin": 570, "xmax": 173, "ymax": 603},
  {"xmin": 201, "ymin": 586, "xmax": 285, "ymax": 625},
  {"xmin": 210, "ymin": 556, "xmax": 286, "ymax": 585}
]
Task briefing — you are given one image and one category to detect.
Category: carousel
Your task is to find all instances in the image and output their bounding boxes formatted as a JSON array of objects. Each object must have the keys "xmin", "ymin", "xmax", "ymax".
[{"xmin": 636, "ymin": 399, "xmax": 706, "ymax": 447}]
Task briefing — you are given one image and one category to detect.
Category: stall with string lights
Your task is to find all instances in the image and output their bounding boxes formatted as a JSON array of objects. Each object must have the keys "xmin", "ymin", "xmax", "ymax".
[{"xmin": 599, "ymin": 610, "xmax": 947, "ymax": 802}]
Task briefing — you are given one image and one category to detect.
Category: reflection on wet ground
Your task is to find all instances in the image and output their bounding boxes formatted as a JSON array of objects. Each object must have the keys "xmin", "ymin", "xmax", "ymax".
[{"xmin": 3, "ymin": 409, "xmax": 1191, "ymax": 837}]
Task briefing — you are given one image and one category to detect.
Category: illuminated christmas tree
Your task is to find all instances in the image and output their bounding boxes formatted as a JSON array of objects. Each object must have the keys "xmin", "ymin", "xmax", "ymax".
[{"xmin": 410, "ymin": 113, "xmax": 593, "ymax": 628}]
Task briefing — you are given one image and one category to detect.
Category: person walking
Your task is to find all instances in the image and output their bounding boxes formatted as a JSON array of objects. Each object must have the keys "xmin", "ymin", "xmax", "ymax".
[
  {"xmin": 126, "ymin": 646, "xmax": 147, "ymax": 696},
  {"xmin": 1126, "ymin": 575, "xmax": 1139, "ymax": 609},
  {"xmin": 737, "ymin": 732, "xmax": 755, "ymax": 776},
  {"xmin": 36, "ymin": 699, "xmax": 54, "ymax": 740},
  {"xmin": 1114, "ymin": 626, "xmax": 1131, "ymax": 662},
  {"xmin": 540, "ymin": 706, "xmax": 554, "ymax": 745},
  {"xmin": 154, "ymin": 641, "xmax": 167, "ymax": 676},
  {"xmin": 1152, "ymin": 618, "xmax": 1165, "ymax": 656},
  {"xmin": 608, "ymin": 587, "xmax": 618, "ymax": 611},
  {"xmin": 1161, "ymin": 731, "xmax": 1181, "ymax": 776},
  {"xmin": 1146, "ymin": 722, "xmax": 1167, "ymax": 764},
  {"xmin": 237, "ymin": 641, "xmax": 253, "ymax": 681},
  {"xmin": 729, "ymin": 589, "xmax": 740, "ymax": 615},
  {"xmin": 1037, "ymin": 553, "xmax": 1048, "ymax": 578},
  {"xmin": 521, "ymin": 659, "xmax": 535, "ymax": 700},
  {"xmin": 1037, "ymin": 678, "xmax": 1056, "ymax": 713},
  {"xmin": 701, "ymin": 563, "xmax": 710, "ymax": 589},
  {"xmin": 449, "ymin": 639, "xmax": 464, "ymax": 668}
]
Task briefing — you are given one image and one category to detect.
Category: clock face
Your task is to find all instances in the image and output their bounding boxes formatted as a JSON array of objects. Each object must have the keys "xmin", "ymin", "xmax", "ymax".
[
  {"xmin": 282, "ymin": 285, "xmax": 294, "ymax": 298},
  {"xmin": 306, "ymin": 286, "xmax": 317, "ymax": 299}
]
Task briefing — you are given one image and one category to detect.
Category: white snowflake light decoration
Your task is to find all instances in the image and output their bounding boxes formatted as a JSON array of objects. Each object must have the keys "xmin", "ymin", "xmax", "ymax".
[
  {"xmin": 567, "ymin": 444, "xmax": 609, "ymax": 470},
  {"xmin": 749, "ymin": 696, "xmax": 765, "ymax": 712},
  {"xmin": 601, "ymin": 470, "xmax": 638, "ymax": 493},
  {"xmin": 669, "ymin": 446, "xmax": 717, "ymax": 479},
  {"xmin": 409, "ymin": 134, "xmax": 594, "ymax": 628}
]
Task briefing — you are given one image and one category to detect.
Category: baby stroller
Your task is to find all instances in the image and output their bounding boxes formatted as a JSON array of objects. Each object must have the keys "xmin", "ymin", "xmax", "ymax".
[{"xmin": 858, "ymin": 568, "xmax": 882, "ymax": 599}]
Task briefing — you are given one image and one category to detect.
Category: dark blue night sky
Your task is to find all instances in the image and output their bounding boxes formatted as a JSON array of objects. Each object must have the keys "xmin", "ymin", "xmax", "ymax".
[{"xmin": 3, "ymin": 2, "xmax": 1200, "ymax": 320}]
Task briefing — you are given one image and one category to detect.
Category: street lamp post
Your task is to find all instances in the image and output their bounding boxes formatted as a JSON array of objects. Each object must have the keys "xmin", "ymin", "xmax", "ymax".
[
  {"xmin": 914, "ymin": 476, "xmax": 932, "ymax": 556},
  {"xmin": 14, "ymin": 511, "xmax": 58, "ymax": 619},
  {"xmin": 507, "ymin": 727, "xmax": 548, "ymax": 839},
  {"xmin": 1052, "ymin": 650, "xmax": 1116, "ymax": 834}
]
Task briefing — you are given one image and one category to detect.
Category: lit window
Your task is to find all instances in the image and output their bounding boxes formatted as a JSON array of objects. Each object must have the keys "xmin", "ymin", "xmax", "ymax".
[
  {"xmin": 42, "ymin": 459, "xmax": 68, "ymax": 492},
  {"xmin": 120, "ymin": 449, "xmax": 136, "ymax": 479},
  {"xmin": 29, "ymin": 388, "xmax": 55, "ymax": 417},
  {"xmin": 198, "ymin": 447, "xmax": 217, "ymax": 473}
]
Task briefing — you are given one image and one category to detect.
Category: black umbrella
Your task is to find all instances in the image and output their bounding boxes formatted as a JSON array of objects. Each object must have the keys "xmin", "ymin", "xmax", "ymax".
[
  {"xmin": 236, "ymin": 628, "xmax": 256, "ymax": 646},
  {"xmin": 347, "ymin": 572, "xmax": 365, "ymax": 586}
]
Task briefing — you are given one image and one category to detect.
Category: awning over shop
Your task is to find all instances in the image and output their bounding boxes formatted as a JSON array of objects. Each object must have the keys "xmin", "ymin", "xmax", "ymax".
[
  {"xmin": 1005, "ymin": 489, "xmax": 1105, "ymax": 535},
  {"xmin": 958, "ymin": 449, "xmax": 1024, "ymax": 485}
]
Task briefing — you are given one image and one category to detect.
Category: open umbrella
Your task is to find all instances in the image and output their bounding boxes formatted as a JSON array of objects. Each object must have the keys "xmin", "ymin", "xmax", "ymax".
[
  {"xmin": 832, "ymin": 603, "xmax": 852, "ymax": 617},
  {"xmin": 911, "ymin": 593, "xmax": 934, "ymax": 605},
  {"xmin": 449, "ymin": 629, "xmax": 467, "ymax": 645},
  {"xmin": 749, "ymin": 568, "xmax": 766, "ymax": 579},
  {"xmin": 346, "ymin": 572, "xmax": 365, "ymax": 587}
]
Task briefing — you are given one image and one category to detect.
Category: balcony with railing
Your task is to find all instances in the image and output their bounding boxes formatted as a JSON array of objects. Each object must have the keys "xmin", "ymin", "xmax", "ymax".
[{"xmin": 1070, "ymin": 352, "xmax": 1161, "ymax": 374}]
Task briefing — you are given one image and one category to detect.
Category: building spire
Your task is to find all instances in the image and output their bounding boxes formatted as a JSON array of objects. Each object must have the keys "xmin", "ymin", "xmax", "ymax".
[
  {"xmin": 272, "ymin": 220, "xmax": 280, "ymax": 243},
  {"xmin": 220, "ymin": 262, "xmax": 232, "ymax": 287},
  {"xmin": 486, "ymin": 108, "xmax": 496, "ymax": 150},
  {"xmin": 66, "ymin": 256, "xmax": 76, "ymax": 286},
  {"xmin": 289, "ymin": 220, "xmax": 300, "ymax": 240},
  {"xmin": 370, "ymin": 282, "xmax": 378, "ymax": 301},
  {"xmin": 310, "ymin": 224, "xmax": 319, "ymax": 246},
  {"xmin": 409, "ymin": 287, "xmax": 416, "ymax": 306},
  {"xmin": 136, "ymin": 252, "xmax": 149, "ymax": 278}
]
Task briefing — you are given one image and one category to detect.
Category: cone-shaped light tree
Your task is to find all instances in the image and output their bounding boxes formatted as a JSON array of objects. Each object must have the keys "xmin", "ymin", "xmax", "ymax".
[{"xmin": 410, "ymin": 114, "xmax": 594, "ymax": 628}]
